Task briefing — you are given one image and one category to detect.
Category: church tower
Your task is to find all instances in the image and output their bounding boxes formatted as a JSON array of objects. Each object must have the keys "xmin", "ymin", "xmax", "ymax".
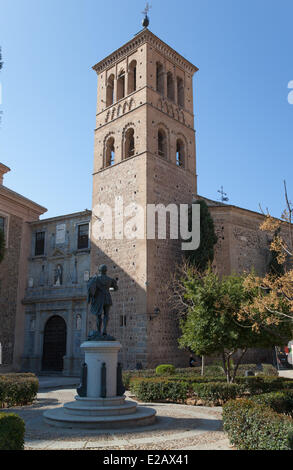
[{"xmin": 91, "ymin": 24, "xmax": 198, "ymax": 369}]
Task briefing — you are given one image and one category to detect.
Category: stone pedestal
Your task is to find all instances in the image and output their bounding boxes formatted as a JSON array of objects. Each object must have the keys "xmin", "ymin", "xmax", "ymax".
[
  {"xmin": 82, "ymin": 341, "xmax": 121, "ymax": 398},
  {"xmin": 43, "ymin": 340, "xmax": 156, "ymax": 429}
]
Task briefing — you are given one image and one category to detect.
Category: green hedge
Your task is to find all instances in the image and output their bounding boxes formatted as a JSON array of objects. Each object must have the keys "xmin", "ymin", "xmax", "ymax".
[
  {"xmin": 223, "ymin": 399, "xmax": 293, "ymax": 450},
  {"xmin": 251, "ymin": 391, "xmax": 293, "ymax": 418},
  {"xmin": 155, "ymin": 364, "xmax": 176, "ymax": 376},
  {"xmin": 130, "ymin": 378, "xmax": 189, "ymax": 403},
  {"xmin": 122, "ymin": 364, "xmax": 278, "ymax": 390},
  {"xmin": 0, "ymin": 373, "xmax": 39, "ymax": 408},
  {"xmin": 192, "ymin": 382, "xmax": 243, "ymax": 405},
  {"xmin": 0, "ymin": 413, "xmax": 25, "ymax": 450},
  {"xmin": 235, "ymin": 376, "xmax": 288, "ymax": 395},
  {"xmin": 127, "ymin": 374, "xmax": 293, "ymax": 404},
  {"xmin": 235, "ymin": 364, "xmax": 278, "ymax": 377},
  {"xmin": 129, "ymin": 377, "xmax": 244, "ymax": 405}
]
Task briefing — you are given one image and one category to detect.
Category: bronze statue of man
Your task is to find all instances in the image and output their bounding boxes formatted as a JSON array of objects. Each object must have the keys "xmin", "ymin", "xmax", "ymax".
[{"xmin": 87, "ymin": 265, "xmax": 118, "ymax": 337}]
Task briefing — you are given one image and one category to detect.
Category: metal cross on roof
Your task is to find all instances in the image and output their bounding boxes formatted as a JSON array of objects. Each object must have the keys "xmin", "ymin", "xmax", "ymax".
[
  {"xmin": 217, "ymin": 186, "xmax": 229, "ymax": 203},
  {"xmin": 142, "ymin": 2, "xmax": 151, "ymax": 16}
]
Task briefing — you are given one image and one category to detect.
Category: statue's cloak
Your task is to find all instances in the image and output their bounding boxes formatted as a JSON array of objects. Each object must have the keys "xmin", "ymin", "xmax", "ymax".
[{"xmin": 87, "ymin": 275, "xmax": 118, "ymax": 317}]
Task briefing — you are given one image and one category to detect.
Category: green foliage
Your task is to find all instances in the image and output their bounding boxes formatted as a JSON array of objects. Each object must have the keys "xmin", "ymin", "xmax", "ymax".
[
  {"xmin": 178, "ymin": 268, "xmax": 291, "ymax": 382},
  {"xmin": 0, "ymin": 413, "xmax": 25, "ymax": 450},
  {"xmin": 223, "ymin": 399, "xmax": 293, "ymax": 450},
  {"xmin": 235, "ymin": 376, "xmax": 289, "ymax": 395},
  {"xmin": 0, "ymin": 229, "xmax": 5, "ymax": 264},
  {"xmin": 234, "ymin": 363, "xmax": 278, "ymax": 377},
  {"xmin": 123, "ymin": 365, "xmax": 279, "ymax": 391},
  {"xmin": 0, "ymin": 373, "xmax": 39, "ymax": 408},
  {"xmin": 251, "ymin": 391, "xmax": 293, "ymax": 418},
  {"xmin": 184, "ymin": 200, "xmax": 218, "ymax": 271},
  {"xmin": 130, "ymin": 378, "xmax": 189, "ymax": 403},
  {"xmin": 155, "ymin": 364, "xmax": 176, "ymax": 376},
  {"xmin": 192, "ymin": 382, "xmax": 242, "ymax": 405},
  {"xmin": 128, "ymin": 373, "xmax": 293, "ymax": 406}
]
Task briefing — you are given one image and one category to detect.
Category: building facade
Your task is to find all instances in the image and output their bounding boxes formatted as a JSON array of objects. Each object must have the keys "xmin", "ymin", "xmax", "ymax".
[
  {"xmin": 90, "ymin": 28, "xmax": 198, "ymax": 369},
  {"xmin": 1, "ymin": 28, "xmax": 288, "ymax": 374},
  {"xmin": 22, "ymin": 211, "xmax": 91, "ymax": 375},
  {"xmin": 0, "ymin": 163, "xmax": 47, "ymax": 369}
]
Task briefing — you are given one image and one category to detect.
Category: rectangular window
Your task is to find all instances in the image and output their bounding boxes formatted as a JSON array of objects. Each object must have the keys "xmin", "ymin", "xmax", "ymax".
[
  {"xmin": 77, "ymin": 224, "xmax": 89, "ymax": 250},
  {"xmin": 0, "ymin": 217, "xmax": 5, "ymax": 234},
  {"xmin": 120, "ymin": 315, "xmax": 127, "ymax": 327},
  {"xmin": 35, "ymin": 232, "xmax": 45, "ymax": 256}
]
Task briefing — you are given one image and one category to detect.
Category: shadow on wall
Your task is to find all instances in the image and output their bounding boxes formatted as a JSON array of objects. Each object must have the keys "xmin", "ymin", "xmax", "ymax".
[{"xmin": 90, "ymin": 238, "xmax": 189, "ymax": 371}]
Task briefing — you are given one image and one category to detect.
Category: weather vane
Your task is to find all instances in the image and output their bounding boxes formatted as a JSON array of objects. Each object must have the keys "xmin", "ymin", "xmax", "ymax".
[
  {"xmin": 217, "ymin": 186, "xmax": 229, "ymax": 203},
  {"xmin": 142, "ymin": 2, "xmax": 151, "ymax": 28}
]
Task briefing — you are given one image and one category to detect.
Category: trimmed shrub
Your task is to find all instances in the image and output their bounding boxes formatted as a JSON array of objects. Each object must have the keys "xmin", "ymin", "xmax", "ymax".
[
  {"xmin": 235, "ymin": 376, "xmax": 287, "ymax": 395},
  {"xmin": 192, "ymin": 382, "xmax": 243, "ymax": 405},
  {"xmin": 0, "ymin": 413, "xmax": 25, "ymax": 450},
  {"xmin": 223, "ymin": 399, "xmax": 293, "ymax": 450},
  {"xmin": 262, "ymin": 364, "xmax": 279, "ymax": 377},
  {"xmin": 251, "ymin": 391, "xmax": 293, "ymax": 418},
  {"xmin": 0, "ymin": 373, "xmax": 39, "ymax": 408},
  {"xmin": 174, "ymin": 367, "xmax": 202, "ymax": 376},
  {"xmin": 204, "ymin": 365, "xmax": 225, "ymax": 377},
  {"xmin": 130, "ymin": 378, "xmax": 189, "ymax": 403},
  {"xmin": 235, "ymin": 364, "xmax": 278, "ymax": 377},
  {"xmin": 155, "ymin": 365, "xmax": 176, "ymax": 376}
]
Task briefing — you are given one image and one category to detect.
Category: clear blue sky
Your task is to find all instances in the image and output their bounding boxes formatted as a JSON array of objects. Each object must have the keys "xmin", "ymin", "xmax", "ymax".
[{"xmin": 0, "ymin": 0, "xmax": 292, "ymax": 219}]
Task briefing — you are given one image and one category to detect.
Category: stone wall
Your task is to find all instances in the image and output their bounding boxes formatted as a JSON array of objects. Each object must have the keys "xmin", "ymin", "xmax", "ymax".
[{"xmin": 0, "ymin": 214, "xmax": 23, "ymax": 364}]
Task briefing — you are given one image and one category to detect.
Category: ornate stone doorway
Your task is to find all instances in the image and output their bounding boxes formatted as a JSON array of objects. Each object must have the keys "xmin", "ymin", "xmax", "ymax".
[{"xmin": 42, "ymin": 316, "xmax": 67, "ymax": 372}]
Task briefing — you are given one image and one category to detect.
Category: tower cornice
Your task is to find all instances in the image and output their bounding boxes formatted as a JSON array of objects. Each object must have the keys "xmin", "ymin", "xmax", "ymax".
[{"xmin": 92, "ymin": 29, "xmax": 199, "ymax": 76}]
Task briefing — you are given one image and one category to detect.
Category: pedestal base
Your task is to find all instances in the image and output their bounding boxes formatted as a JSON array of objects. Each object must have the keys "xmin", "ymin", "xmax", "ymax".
[
  {"xmin": 43, "ymin": 395, "xmax": 156, "ymax": 429},
  {"xmin": 43, "ymin": 340, "xmax": 156, "ymax": 429}
]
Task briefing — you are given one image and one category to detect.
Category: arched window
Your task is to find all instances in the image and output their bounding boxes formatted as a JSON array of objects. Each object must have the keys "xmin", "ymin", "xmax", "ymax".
[
  {"xmin": 158, "ymin": 129, "xmax": 167, "ymax": 159},
  {"xmin": 167, "ymin": 72, "xmax": 174, "ymax": 101},
  {"xmin": 105, "ymin": 137, "xmax": 115, "ymax": 167},
  {"xmin": 177, "ymin": 77, "xmax": 184, "ymax": 107},
  {"xmin": 128, "ymin": 61, "xmax": 137, "ymax": 94},
  {"xmin": 117, "ymin": 70, "xmax": 125, "ymax": 101},
  {"xmin": 106, "ymin": 74, "xmax": 114, "ymax": 107},
  {"xmin": 125, "ymin": 128, "xmax": 135, "ymax": 159},
  {"xmin": 156, "ymin": 62, "xmax": 164, "ymax": 95},
  {"xmin": 176, "ymin": 139, "xmax": 185, "ymax": 167}
]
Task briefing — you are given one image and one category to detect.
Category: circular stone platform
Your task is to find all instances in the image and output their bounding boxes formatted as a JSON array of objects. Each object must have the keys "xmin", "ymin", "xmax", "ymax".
[
  {"xmin": 43, "ymin": 341, "xmax": 156, "ymax": 429},
  {"xmin": 43, "ymin": 394, "xmax": 156, "ymax": 429}
]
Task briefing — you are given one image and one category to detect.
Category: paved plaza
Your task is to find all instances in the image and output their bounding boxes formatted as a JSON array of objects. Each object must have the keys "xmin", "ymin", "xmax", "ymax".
[{"xmin": 1, "ymin": 379, "xmax": 231, "ymax": 451}]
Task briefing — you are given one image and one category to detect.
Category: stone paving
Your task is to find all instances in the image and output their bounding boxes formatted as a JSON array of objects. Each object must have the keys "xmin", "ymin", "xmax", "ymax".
[{"xmin": 0, "ymin": 386, "xmax": 231, "ymax": 451}]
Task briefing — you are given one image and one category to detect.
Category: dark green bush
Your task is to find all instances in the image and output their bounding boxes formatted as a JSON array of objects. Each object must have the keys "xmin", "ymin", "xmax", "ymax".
[
  {"xmin": 235, "ymin": 364, "xmax": 278, "ymax": 377},
  {"xmin": 155, "ymin": 365, "xmax": 176, "ymax": 376},
  {"xmin": 223, "ymin": 399, "xmax": 293, "ymax": 450},
  {"xmin": 235, "ymin": 376, "xmax": 287, "ymax": 395},
  {"xmin": 251, "ymin": 391, "xmax": 293, "ymax": 418},
  {"xmin": 0, "ymin": 413, "xmax": 25, "ymax": 450},
  {"xmin": 174, "ymin": 368, "xmax": 202, "ymax": 376},
  {"xmin": 130, "ymin": 378, "xmax": 189, "ymax": 403},
  {"xmin": 0, "ymin": 373, "xmax": 39, "ymax": 408},
  {"xmin": 192, "ymin": 382, "xmax": 243, "ymax": 405},
  {"xmin": 204, "ymin": 365, "xmax": 225, "ymax": 376}
]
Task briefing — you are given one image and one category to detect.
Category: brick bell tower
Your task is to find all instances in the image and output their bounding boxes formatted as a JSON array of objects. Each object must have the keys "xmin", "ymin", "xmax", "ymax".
[{"xmin": 90, "ymin": 23, "xmax": 198, "ymax": 369}]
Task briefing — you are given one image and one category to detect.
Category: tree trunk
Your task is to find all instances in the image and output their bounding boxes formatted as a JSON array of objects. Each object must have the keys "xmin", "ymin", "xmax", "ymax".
[
  {"xmin": 201, "ymin": 356, "xmax": 205, "ymax": 376},
  {"xmin": 222, "ymin": 352, "xmax": 230, "ymax": 383},
  {"xmin": 231, "ymin": 348, "xmax": 247, "ymax": 383}
]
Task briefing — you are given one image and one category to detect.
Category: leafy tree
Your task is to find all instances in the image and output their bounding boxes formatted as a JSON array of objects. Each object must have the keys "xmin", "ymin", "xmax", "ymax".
[
  {"xmin": 240, "ymin": 181, "xmax": 293, "ymax": 329},
  {"xmin": 175, "ymin": 264, "xmax": 291, "ymax": 383},
  {"xmin": 0, "ymin": 229, "xmax": 5, "ymax": 263},
  {"xmin": 268, "ymin": 227, "xmax": 285, "ymax": 277},
  {"xmin": 184, "ymin": 200, "xmax": 218, "ymax": 271}
]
